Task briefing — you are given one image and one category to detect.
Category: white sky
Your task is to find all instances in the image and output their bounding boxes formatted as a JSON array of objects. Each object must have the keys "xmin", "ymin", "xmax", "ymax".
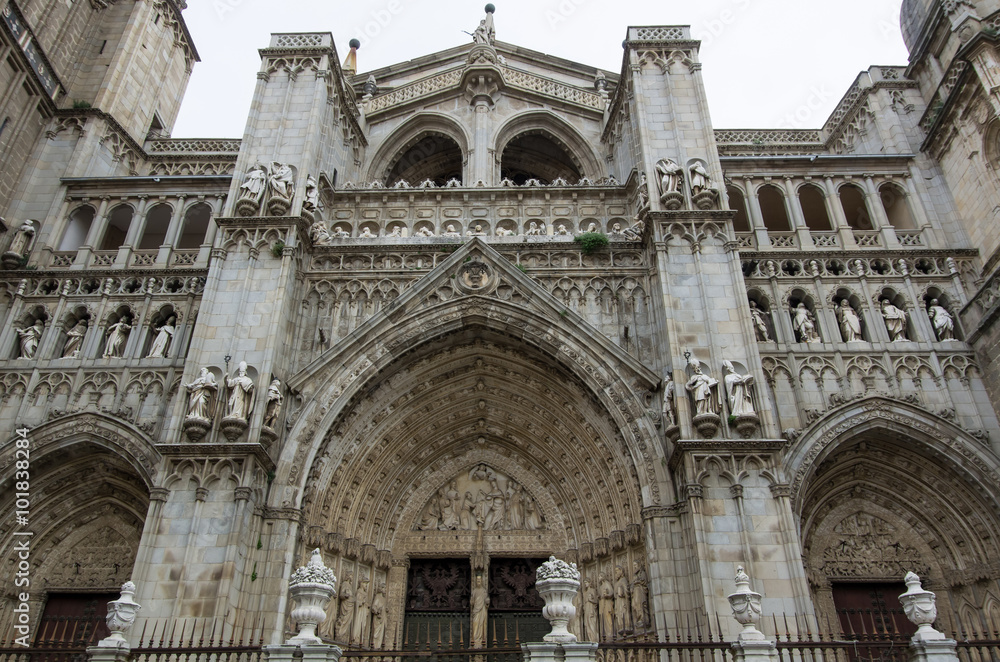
[{"xmin": 172, "ymin": 0, "xmax": 910, "ymax": 138}]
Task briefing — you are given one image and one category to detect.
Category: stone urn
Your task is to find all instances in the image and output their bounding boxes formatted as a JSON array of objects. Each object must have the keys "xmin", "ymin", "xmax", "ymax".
[
  {"xmin": 727, "ymin": 566, "xmax": 764, "ymax": 642},
  {"xmin": 731, "ymin": 413, "xmax": 760, "ymax": 439},
  {"xmin": 898, "ymin": 572, "xmax": 944, "ymax": 640},
  {"xmin": 534, "ymin": 556, "xmax": 581, "ymax": 643},
  {"xmin": 692, "ymin": 188, "xmax": 719, "ymax": 210},
  {"xmin": 220, "ymin": 416, "xmax": 249, "ymax": 442},
  {"xmin": 660, "ymin": 190, "xmax": 684, "ymax": 210},
  {"xmin": 267, "ymin": 196, "xmax": 291, "ymax": 217},
  {"xmin": 235, "ymin": 196, "xmax": 262, "ymax": 218},
  {"xmin": 100, "ymin": 581, "xmax": 141, "ymax": 647},
  {"xmin": 183, "ymin": 417, "xmax": 212, "ymax": 442},
  {"xmin": 287, "ymin": 549, "xmax": 338, "ymax": 645},
  {"xmin": 692, "ymin": 412, "xmax": 721, "ymax": 438}
]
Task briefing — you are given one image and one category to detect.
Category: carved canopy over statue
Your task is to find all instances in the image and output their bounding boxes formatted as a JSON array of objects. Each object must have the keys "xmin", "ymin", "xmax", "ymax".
[{"xmin": 416, "ymin": 465, "xmax": 543, "ymax": 531}]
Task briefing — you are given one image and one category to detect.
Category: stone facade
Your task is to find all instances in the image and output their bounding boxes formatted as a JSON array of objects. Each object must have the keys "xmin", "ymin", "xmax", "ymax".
[{"xmin": 2, "ymin": 0, "xmax": 1000, "ymax": 650}]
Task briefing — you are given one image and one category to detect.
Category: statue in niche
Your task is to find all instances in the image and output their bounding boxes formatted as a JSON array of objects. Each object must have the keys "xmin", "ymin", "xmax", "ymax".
[
  {"xmin": 631, "ymin": 562, "xmax": 648, "ymax": 631},
  {"xmin": 269, "ymin": 162, "xmax": 294, "ymax": 201},
  {"xmin": 556, "ymin": 223, "xmax": 570, "ymax": 235},
  {"xmin": 184, "ymin": 368, "xmax": 218, "ymax": 421},
  {"xmin": 586, "ymin": 222, "xmax": 598, "ymax": 233},
  {"xmin": 927, "ymin": 299, "xmax": 956, "ymax": 341},
  {"xmin": 335, "ymin": 573, "xmax": 355, "ymax": 643},
  {"xmin": 749, "ymin": 301, "xmax": 771, "ymax": 342},
  {"xmin": 146, "ymin": 315, "xmax": 176, "ymax": 358},
  {"xmin": 8, "ymin": 220, "xmax": 35, "ymax": 256},
  {"xmin": 880, "ymin": 299, "xmax": 908, "ymax": 341},
  {"xmin": 614, "ymin": 565, "xmax": 632, "ymax": 634},
  {"xmin": 655, "ymin": 158, "xmax": 683, "ymax": 196},
  {"xmin": 262, "ymin": 379, "xmax": 283, "ymax": 429},
  {"xmin": 414, "ymin": 226, "xmax": 435, "ymax": 237},
  {"xmin": 467, "ymin": 224, "xmax": 486, "ymax": 236},
  {"xmin": 15, "ymin": 320, "xmax": 44, "ymax": 359},
  {"xmin": 310, "ymin": 220, "xmax": 332, "ymax": 246},
  {"xmin": 240, "ymin": 163, "xmax": 268, "ymax": 203},
  {"xmin": 836, "ymin": 299, "xmax": 864, "ymax": 342},
  {"xmin": 415, "ymin": 465, "xmax": 543, "ymax": 531},
  {"xmin": 689, "ymin": 162, "xmax": 712, "ymax": 194},
  {"xmin": 598, "ymin": 573, "xmax": 614, "ymax": 640},
  {"xmin": 662, "ymin": 377, "xmax": 677, "ymax": 427},
  {"xmin": 470, "ymin": 574, "xmax": 489, "ymax": 647},
  {"xmin": 387, "ymin": 225, "xmax": 403, "ymax": 237},
  {"xmin": 722, "ymin": 360, "xmax": 756, "ymax": 417},
  {"xmin": 352, "ymin": 578, "xmax": 370, "ymax": 645},
  {"xmin": 685, "ymin": 358, "xmax": 719, "ymax": 416},
  {"xmin": 526, "ymin": 221, "xmax": 543, "ymax": 236},
  {"xmin": 359, "ymin": 227, "xmax": 376, "ymax": 238},
  {"xmin": 610, "ymin": 223, "xmax": 623, "ymax": 236},
  {"xmin": 791, "ymin": 303, "xmax": 821, "ymax": 343},
  {"xmin": 636, "ymin": 172, "xmax": 650, "ymax": 214},
  {"xmin": 304, "ymin": 175, "xmax": 319, "ymax": 211},
  {"xmin": 61, "ymin": 319, "xmax": 88, "ymax": 359},
  {"xmin": 370, "ymin": 582, "xmax": 387, "ymax": 649},
  {"xmin": 102, "ymin": 315, "xmax": 132, "ymax": 358},
  {"xmin": 225, "ymin": 361, "xmax": 255, "ymax": 421},
  {"xmin": 583, "ymin": 578, "xmax": 600, "ymax": 642}
]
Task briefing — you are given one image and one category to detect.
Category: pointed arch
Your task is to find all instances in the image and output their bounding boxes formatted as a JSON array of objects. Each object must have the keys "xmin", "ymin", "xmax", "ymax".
[
  {"xmin": 493, "ymin": 110, "xmax": 604, "ymax": 182},
  {"xmin": 365, "ymin": 112, "xmax": 471, "ymax": 185}
]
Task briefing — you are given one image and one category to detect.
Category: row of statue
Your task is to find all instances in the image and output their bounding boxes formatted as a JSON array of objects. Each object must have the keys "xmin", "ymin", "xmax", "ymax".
[
  {"xmin": 13, "ymin": 315, "xmax": 178, "ymax": 360},
  {"xmin": 340, "ymin": 175, "xmax": 623, "ymax": 190},
  {"xmin": 236, "ymin": 161, "xmax": 296, "ymax": 216},
  {"xmin": 416, "ymin": 466, "xmax": 543, "ymax": 531},
  {"xmin": 309, "ymin": 219, "xmax": 643, "ymax": 245},
  {"xmin": 661, "ymin": 358, "xmax": 757, "ymax": 427},
  {"xmin": 772, "ymin": 298, "xmax": 959, "ymax": 344},
  {"xmin": 653, "ymin": 157, "xmax": 717, "ymax": 209},
  {"xmin": 327, "ymin": 573, "xmax": 388, "ymax": 648},
  {"xmin": 184, "ymin": 364, "xmax": 283, "ymax": 429},
  {"xmin": 578, "ymin": 562, "xmax": 650, "ymax": 639}
]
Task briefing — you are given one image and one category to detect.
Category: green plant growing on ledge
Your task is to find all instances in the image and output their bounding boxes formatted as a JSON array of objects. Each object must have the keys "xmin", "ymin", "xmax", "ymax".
[
  {"xmin": 71, "ymin": 100, "xmax": 91, "ymax": 109},
  {"xmin": 271, "ymin": 241, "xmax": 285, "ymax": 258},
  {"xmin": 574, "ymin": 232, "xmax": 609, "ymax": 255}
]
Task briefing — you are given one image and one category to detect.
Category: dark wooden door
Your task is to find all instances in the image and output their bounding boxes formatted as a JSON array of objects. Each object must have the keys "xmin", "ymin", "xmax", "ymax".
[{"xmin": 35, "ymin": 593, "xmax": 118, "ymax": 647}]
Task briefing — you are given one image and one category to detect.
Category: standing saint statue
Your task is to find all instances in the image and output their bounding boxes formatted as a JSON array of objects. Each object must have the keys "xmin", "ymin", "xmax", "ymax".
[
  {"xmin": 583, "ymin": 578, "xmax": 600, "ymax": 642},
  {"xmin": 8, "ymin": 220, "xmax": 35, "ymax": 256},
  {"xmin": 631, "ymin": 562, "xmax": 648, "ymax": 631},
  {"xmin": 835, "ymin": 300, "xmax": 863, "ymax": 342},
  {"xmin": 614, "ymin": 565, "xmax": 632, "ymax": 634},
  {"xmin": 262, "ymin": 379, "xmax": 283, "ymax": 429},
  {"xmin": 185, "ymin": 368, "xmax": 218, "ymax": 420},
  {"xmin": 685, "ymin": 359, "xmax": 719, "ymax": 416},
  {"xmin": 304, "ymin": 175, "xmax": 320, "ymax": 211},
  {"xmin": 880, "ymin": 299, "xmax": 908, "ymax": 341},
  {"xmin": 749, "ymin": 301, "xmax": 771, "ymax": 342},
  {"xmin": 352, "ymin": 578, "xmax": 370, "ymax": 646},
  {"xmin": 16, "ymin": 320, "xmax": 44, "ymax": 359},
  {"xmin": 103, "ymin": 315, "xmax": 132, "ymax": 358},
  {"xmin": 147, "ymin": 315, "xmax": 176, "ymax": 358},
  {"xmin": 225, "ymin": 361, "xmax": 255, "ymax": 421},
  {"xmin": 269, "ymin": 162, "xmax": 294, "ymax": 200},
  {"xmin": 470, "ymin": 574, "xmax": 489, "ymax": 648},
  {"xmin": 370, "ymin": 582, "xmax": 387, "ymax": 649},
  {"xmin": 62, "ymin": 320, "xmax": 88, "ymax": 359},
  {"xmin": 791, "ymin": 303, "xmax": 821, "ymax": 343},
  {"xmin": 598, "ymin": 573, "xmax": 615, "ymax": 640},
  {"xmin": 722, "ymin": 360, "xmax": 756, "ymax": 417},
  {"xmin": 927, "ymin": 299, "xmax": 956, "ymax": 341},
  {"xmin": 662, "ymin": 377, "xmax": 677, "ymax": 427},
  {"xmin": 239, "ymin": 163, "xmax": 267, "ymax": 202},
  {"xmin": 655, "ymin": 158, "xmax": 683, "ymax": 196},
  {"xmin": 689, "ymin": 162, "xmax": 712, "ymax": 194},
  {"xmin": 335, "ymin": 573, "xmax": 355, "ymax": 643}
]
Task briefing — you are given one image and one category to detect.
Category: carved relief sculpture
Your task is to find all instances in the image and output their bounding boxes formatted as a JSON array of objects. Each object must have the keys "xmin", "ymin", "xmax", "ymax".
[
  {"xmin": 631, "ymin": 562, "xmax": 648, "ymax": 631},
  {"xmin": 836, "ymin": 300, "xmax": 864, "ymax": 342},
  {"xmin": 927, "ymin": 299, "xmax": 956, "ymax": 341},
  {"xmin": 62, "ymin": 320, "xmax": 88, "ymax": 359},
  {"xmin": 415, "ymin": 466, "xmax": 544, "ymax": 531},
  {"xmin": 16, "ymin": 320, "xmax": 44, "ymax": 359},
  {"xmin": 655, "ymin": 158, "xmax": 684, "ymax": 209},
  {"xmin": 310, "ymin": 220, "xmax": 333, "ymax": 246},
  {"xmin": 583, "ymin": 578, "xmax": 600, "ymax": 642},
  {"xmin": 351, "ymin": 578, "xmax": 370, "ymax": 645},
  {"xmin": 103, "ymin": 316, "xmax": 132, "ymax": 358},
  {"xmin": 791, "ymin": 303, "xmax": 821, "ymax": 343},
  {"xmin": 880, "ymin": 299, "xmax": 908, "ymax": 341},
  {"xmin": 370, "ymin": 582, "xmax": 386, "ymax": 649},
  {"xmin": 598, "ymin": 572, "xmax": 614, "ymax": 640},
  {"xmin": 147, "ymin": 315, "xmax": 176, "ymax": 358},
  {"xmin": 749, "ymin": 301, "xmax": 771, "ymax": 342}
]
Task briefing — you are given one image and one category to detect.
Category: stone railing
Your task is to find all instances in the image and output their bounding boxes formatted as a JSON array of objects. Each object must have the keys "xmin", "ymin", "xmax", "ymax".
[
  {"xmin": 715, "ymin": 129, "xmax": 823, "ymax": 144},
  {"xmin": 502, "ymin": 68, "xmax": 603, "ymax": 109},
  {"xmin": 823, "ymin": 79, "xmax": 866, "ymax": 134},
  {"xmin": 146, "ymin": 139, "xmax": 242, "ymax": 154},
  {"xmin": 366, "ymin": 70, "xmax": 464, "ymax": 113},
  {"xmin": 272, "ymin": 33, "xmax": 329, "ymax": 49},
  {"xmin": 628, "ymin": 26, "xmax": 689, "ymax": 41}
]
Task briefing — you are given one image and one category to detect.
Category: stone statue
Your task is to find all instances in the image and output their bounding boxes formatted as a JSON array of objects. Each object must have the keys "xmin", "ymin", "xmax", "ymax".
[
  {"xmin": 524, "ymin": 497, "xmax": 542, "ymax": 530},
  {"xmin": 387, "ymin": 225, "xmax": 402, "ymax": 237},
  {"xmin": 310, "ymin": 220, "xmax": 332, "ymax": 246},
  {"xmin": 598, "ymin": 573, "xmax": 614, "ymax": 640},
  {"xmin": 62, "ymin": 320, "xmax": 87, "ymax": 359},
  {"xmin": 689, "ymin": 162, "xmax": 712, "ymax": 194},
  {"xmin": 8, "ymin": 220, "xmax": 35, "ymax": 256},
  {"xmin": 239, "ymin": 163, "xmax": 268, "ymax": 202},
  {"xmin": 526, "ymin": 221, "xmax": 543, "ymax": 236},
  {"xmin": 185, "ymin": 368, "xmax": 218, "ymax": 420},
  {"xmin": 685, "ymin": 359, "xmax": 719, "ymax": 416},
  {"xmin": 103, "ymin": 316, "xmax": 132, "ymax": 358},
  {"xmin": 927, "ymin": 299, "xmax": 956, "ymax": 341},
  {"xmin": 662, "ymin": 377, "xmax": 676, "ymax": 427},
  {"xmin": 269, "ymin": 162, "xmax": 294, "ymax": 200},
  {"xmin": 263, "ymin": 379, "xmax": 283, "ymax": 429},
  {"xmin": 359, "ymin": 227, "xmax": 376, "ymax": 238},
  {"xmin": 791, "ymin": 303, "xmax": 821, "ymax": 343},
  {"xmin": 610, "ymin": 223, "xmax": 623, "ymax": 236},
  {"xmin": 556, "ymin": 223, "xmax": 569, "ymax": 235},
  {"xmin": 583, "ymin": 578, "xmax": 600, "ymax": 642},
  {"xmin": 334, "ymin": 573, "xmax": 355, "ymax": 643},
  {"xmin": 472, "ymin": 19, "xmax": 490, "ymax": 44},
  {"xmin": 225, "ymin": 361, "xmax": 255, "ymax": 421},
  {"xmin": 836, "ymin": 299, "xmax": 864, "ymax": 342},
  {"xmin": 655, "ymin": 158, "xmax": 683, "ymax": 196},
  {"xmin": 631, "ymin": 562, "xmax": 648, "ymax": 631},
  {"xmin": 470, "ymin": 574, "xmax": 489, "ymax": 647},
  {"xmin": 749, "ymin": 301, "xmax": 771, "ymax": 342},
  {"xmin": 16, "ymin": 320, "xmax": 44, "ymax": 359},
  {"xmin": 444, "ymin": 224, "xmax": 460, "ymax": 237},
  {"xmin": 587, "ymin": 222, "xmax": 598, "ymax": 233},
  {"xmin": 147, "ymin": 315, "xmax": 176, "ymax": 358},
  {"xmin": 304, "ymin": 175, "xmax": 319, "ymax": 210},
  {"xmin": 722, "ymin": 360, "xmax": 756, "ymax": 417},
  {"xmin": 351, "ymin": 578, "xmax": 370, "ymax": 645},
  {"xmin": 880, "ymin": 299, "xmax": 908, "ymax": 341},
  {"xmin": 370, "ymin": 582, "xmax": 386, "ymax": 649},
  {"xmin": 614, "ymin": 565, "xmax": 632, "ymax": 634}
]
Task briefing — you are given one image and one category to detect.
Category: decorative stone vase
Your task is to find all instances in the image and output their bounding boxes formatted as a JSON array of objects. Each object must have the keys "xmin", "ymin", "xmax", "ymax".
[
  {"xmin": 727, "ymin": 566, "xmax": 764, "ymax": 642},
  {"xmin": 660, "ymin": 191, "xmax": 684, "ymax": 210},
  {"xmin": 692, "ymin": 413, "xmax": 721, "ymax": 438},
  {"xmin": 898, "ymin": 572, "xmax": 944, "ymax": 641},
  {"xmin": 692, "ymin": 189, "xmax": 719, "ymax": 210},
  {"xmin": 100, "ymin": 581, "xmax": 141, "ymax": 647},
  {"xmin": 732, "ymin": 414, "xmax": 760, "ymax": 439},
  {"xmin": 287, "ymin": 549, "xmax": 337, "ymax": 645},
  {"xmin": 183, "ymin": 417, "xmax": 212, "ymax": 442},
  {"xmin": 220, "ymin": 416, "xmax": 248, "ymax": 442},
  {"xmin": 535, "ymin": 556, "xmax": 581, "ymax": 643}
]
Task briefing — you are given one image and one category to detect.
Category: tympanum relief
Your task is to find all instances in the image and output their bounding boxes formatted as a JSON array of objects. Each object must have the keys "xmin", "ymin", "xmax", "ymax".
[{"xmin": 415, "ymin": 465, "xmax": 544, "ymax": 531}]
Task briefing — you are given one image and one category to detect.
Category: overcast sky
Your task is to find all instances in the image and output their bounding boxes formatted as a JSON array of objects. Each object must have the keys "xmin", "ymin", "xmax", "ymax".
[{"xmin": 172, "ymin": 0, "xmax": 910, "ymax": 138}]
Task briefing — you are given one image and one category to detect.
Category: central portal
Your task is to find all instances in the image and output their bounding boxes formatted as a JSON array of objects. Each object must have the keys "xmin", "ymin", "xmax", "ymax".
[{"xmin": 403, "ymin": 557, "xmax": 548, "ymax": 649}]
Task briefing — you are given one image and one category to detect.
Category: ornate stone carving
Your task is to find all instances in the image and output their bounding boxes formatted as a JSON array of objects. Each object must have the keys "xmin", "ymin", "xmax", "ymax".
[
  {"xmin": 685, "ymin": 355, "xmax": 720, "ymax": 437},
  {"xmin": 103, "ymin": 316, "xmax": 133, "ymax": 358},
  {"xmin": 722, "ymin": 361, "xmax": 759, "ymax": 438},
  {"xmin": 99, "ymin": 582, "xmax": 141, "ymax": 647},
  {"xmin": 287, "ymin": 549, "xmax": 337, "ymax": 645},
  {"xmin": 146, "ymin": 316, "xmax": 176, "ymax": 358},
  {"xmin": 835, "ymin": 299, "xmax": 864, "ymax": 342},
  {"xmin": 880, "ymin": 299, "xmax": 909, "ymax": 342},
  {"xmin": 415, "ymin": 465, "xmax": 544, "ymax": 531},
  {"xmin": 15, "ymin": 320, "xmax": 44, "ymax": 359},
  {"xmin": 926, "ymin": 299, "xmax": 956, "ymax": 341},
  {"xmin": 655, "ymin": 158, "xmax": 684, "ymax": 209},
  {"xmin": 184, "ymin": 367, "xmax": 218, "ymax": 441},
  {"xmin": 536, "ymin": 556, "xmax": 580, "ymax": 643},
  {"xmin": 728, "ymin": 566, "xmax": 764, "ymax": 642}
]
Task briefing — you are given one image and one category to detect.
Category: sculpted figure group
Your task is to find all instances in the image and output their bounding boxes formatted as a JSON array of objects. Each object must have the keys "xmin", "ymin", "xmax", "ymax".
[
  {"xmin": 183, "ymin": 362, "xmax": 278, "ymax": 430},
  {"xmin": 579, "ymin": 562, "xmax": 649, "ymax": 641},
  {"xmin": 417, "ymin": 466, "xmax": 542, "ymax": 531}
]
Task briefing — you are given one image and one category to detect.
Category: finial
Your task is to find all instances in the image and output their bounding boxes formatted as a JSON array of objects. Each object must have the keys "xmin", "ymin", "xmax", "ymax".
[
  {"xmin": 343, "ymin": 39, "xmax": 360, "ymax": 74},
  {"xmin": 485, "ymin": 3, "xmax": 495, "ymax": 13}
]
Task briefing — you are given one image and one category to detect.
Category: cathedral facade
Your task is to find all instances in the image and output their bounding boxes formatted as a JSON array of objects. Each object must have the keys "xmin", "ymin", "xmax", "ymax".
[{"xmin": 2, "ymin": 0, "xmax": 1000, "ymax": 649}]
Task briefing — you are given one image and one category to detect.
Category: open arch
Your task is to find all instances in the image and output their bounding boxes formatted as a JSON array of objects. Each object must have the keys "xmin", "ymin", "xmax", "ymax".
[
  {"xmin": 493, "ymin": 111, "xmax": 603, "ymax": 184},
  {"xmin": 366, "ymin": 113, "xmax": 471, "ymax": 185}
]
